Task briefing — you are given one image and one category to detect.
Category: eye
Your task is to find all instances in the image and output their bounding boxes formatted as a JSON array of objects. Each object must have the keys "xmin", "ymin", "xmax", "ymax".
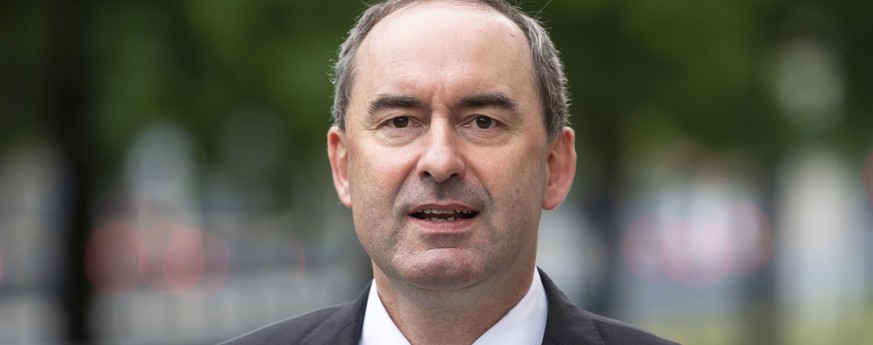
[
  {"xmin": 474, "ymin": 116, "xmax": 494, "ymax": 129},
  {"xmin": 391, "ymin": 116, "xmax": 410, "ymax": 128}
]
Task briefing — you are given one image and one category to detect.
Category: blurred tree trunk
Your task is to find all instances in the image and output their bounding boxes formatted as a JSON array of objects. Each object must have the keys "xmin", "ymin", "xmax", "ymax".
[
  {"xmin": 741, "ymin": 165, "xmax": 781, "ymax": 344},
  {"xmin": 44, "ymin": 0, "xmax": 95, "ymax": 342},
  {"xmin": 582, "ymin": 112, "xmax": 624, "ymax": 317}
]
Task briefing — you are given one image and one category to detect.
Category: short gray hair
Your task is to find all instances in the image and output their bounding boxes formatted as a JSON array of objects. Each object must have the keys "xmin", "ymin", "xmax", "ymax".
[{"xmin": 331, "ymin": 0, "xmax": 569, "ymax": 139}]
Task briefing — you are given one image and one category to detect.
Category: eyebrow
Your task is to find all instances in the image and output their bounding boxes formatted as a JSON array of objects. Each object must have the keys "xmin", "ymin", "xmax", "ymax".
[
  {"xmin": 367, "ymin": 92, "xmax": 521, "ymax": 119},
  {"xmin": 457, "ymin": 92, "xmax": 520, "ymax": 119},
  {"xmin": 368, "ymin": 94, "xmax": 423, "ymax": 115}
]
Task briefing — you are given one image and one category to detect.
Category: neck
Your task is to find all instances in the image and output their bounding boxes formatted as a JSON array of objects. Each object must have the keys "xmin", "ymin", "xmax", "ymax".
[{"xmin": 373, "ymin": 264, "xmax": 536, "ymax": 345}]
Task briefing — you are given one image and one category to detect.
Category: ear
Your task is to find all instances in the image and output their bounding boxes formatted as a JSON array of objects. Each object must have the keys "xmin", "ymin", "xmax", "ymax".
[
  {"xmin": 327, "ymin": 127, "xmax": 352, "ymax": 208},
  {"xmin": 543, "ymin": 127, "xmax": 577, "ymax": 210}
]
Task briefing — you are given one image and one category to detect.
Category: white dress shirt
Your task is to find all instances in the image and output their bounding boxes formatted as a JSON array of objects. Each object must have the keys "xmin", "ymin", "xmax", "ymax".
[{"xmin": 359, "ymin": 270, "xmax": 548, "ymax": 345}]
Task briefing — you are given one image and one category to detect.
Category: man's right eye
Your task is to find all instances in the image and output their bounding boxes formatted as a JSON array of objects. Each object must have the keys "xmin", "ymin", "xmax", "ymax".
[{"xmin": 391, "ymin": 116, "xmax": 410, "ymax": 128}]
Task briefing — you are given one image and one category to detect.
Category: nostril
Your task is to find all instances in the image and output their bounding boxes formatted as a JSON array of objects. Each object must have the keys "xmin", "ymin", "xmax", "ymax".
[
  {"xmin": 418, "ymin": 137, "xmax": 465, "ymax": 182},
  {"xmin": 421, "ymin": 170, "xmax": 460, "ymax": 183}
]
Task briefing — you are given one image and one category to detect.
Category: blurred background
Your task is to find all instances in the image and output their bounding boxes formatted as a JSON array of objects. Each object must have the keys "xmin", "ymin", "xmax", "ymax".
[{"xmin": 1, "ymin": 0, "xmax": 872, "ymax": 344}]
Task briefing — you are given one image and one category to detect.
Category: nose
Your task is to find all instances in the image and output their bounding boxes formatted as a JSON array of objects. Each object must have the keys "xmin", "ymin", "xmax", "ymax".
[{"xmin": 417, "ymin": 121, "xmax": 465, "ymax": 183}]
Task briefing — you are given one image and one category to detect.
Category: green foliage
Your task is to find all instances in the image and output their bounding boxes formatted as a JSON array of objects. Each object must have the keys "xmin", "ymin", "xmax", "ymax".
[
  {"xmin": 0, "ymin": 0, "xmax": 49, "ymax": 148},
  {"xmin": 3, "ymin": 0, "xmax": 871, "ymax": 192}
]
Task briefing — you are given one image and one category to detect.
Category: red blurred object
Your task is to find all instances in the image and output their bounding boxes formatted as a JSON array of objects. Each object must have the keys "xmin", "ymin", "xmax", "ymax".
[
  {"xmin": 200, "ymin": 232, "xmax": 232, "ymax": 291},
  {"xmin": 622, "ymin": 202, "xmax": 774, "ymax": 289},
  {"xmin": 660, "ymin": 218, "xmax": 734, "ymax": 288},
  {"xmin": 85, "ymin": 223, "xmax": 142, "ymax": 294},
  {"xmin": 163, "ymin": 226, "xmax": 206, "ymax": 294},
  {"xmin": 140, "ymin": 223, "xmax": 202, "ymax": 294}
]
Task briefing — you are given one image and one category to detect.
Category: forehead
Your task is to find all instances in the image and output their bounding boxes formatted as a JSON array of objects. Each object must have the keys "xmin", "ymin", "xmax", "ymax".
[
  {"xmin": 352, "ymin": 1, "xmax": 536, "ymax": 107},
  {"xmin": 369, "ymin": 1, "xmax": 525, "ymax": 42}
]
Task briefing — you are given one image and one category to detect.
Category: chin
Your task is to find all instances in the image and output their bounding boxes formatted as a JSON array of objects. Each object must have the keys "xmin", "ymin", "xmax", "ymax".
[{"xmin": 399, "ymin": 248, "xmax": 486, "ymax": 290}]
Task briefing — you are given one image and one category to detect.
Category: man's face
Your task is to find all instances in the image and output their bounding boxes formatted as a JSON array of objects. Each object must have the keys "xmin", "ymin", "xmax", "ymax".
[{"xmin": 328, "ymin": 2, "xmax": 575, "ymax": 290}]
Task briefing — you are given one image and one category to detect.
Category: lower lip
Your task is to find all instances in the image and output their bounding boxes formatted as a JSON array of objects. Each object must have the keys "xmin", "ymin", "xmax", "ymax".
[{"xmin": 408, "ymin": 215, "xmax": 476, "ymax": 233}]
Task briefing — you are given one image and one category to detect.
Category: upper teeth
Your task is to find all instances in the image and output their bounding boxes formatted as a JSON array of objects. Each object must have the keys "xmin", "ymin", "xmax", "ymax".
[{"xmin": 421, "ymin": 209, "xmax": 473, "ymax": 215}]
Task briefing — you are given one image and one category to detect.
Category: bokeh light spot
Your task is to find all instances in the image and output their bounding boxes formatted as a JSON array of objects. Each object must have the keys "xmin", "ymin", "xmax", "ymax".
[
  {"xmin": 623, "ymin": 214, "xmax": 670, "ymax": 283},
  {"xmin": 623, "ymin": 200, "xmax": 774, "ymax": 289},
  {"xmin": 140, "ymin": 223, "xmax": 207, "ymax": 294},
  {"xmin": 729, "ymin": 203, "xmax": 774, "ymax": 275},
  {"xmin": 85, "ymin": 223, "xmax": 142, "ymax": 294},
  {"xmin": 200, "ymin": 232, "xmax": 231, "ymax": 291},
  {"xmin": 139, "ymin": 224, "xmax": 171, "ymax": 292},
  {"xmin": 661, "ymin": 219, "xmax": 734, "ymax": 288},
  {"xmin": 164, "ymin": 227, "xmax": 206, "ymax": 294}
]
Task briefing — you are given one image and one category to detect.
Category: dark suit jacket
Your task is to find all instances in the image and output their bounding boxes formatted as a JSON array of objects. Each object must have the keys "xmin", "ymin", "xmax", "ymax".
[{"xmin": 221, "ymin": 270, "xmax": 678, "ymax": 344}]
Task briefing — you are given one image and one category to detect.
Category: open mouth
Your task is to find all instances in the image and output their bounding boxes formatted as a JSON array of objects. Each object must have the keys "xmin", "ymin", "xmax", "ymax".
[{"xmin": 410, "ymin": 209, "xmax": 479, "ymax": 222}]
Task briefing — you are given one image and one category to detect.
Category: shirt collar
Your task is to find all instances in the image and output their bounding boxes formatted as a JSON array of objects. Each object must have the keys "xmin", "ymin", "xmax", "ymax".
[
  {"xmin": 359, "ymin": 278, "xmax": 410, "ymax": 345},
  {"xmin": 359, "ymin": 270, "xmax": 548, "ymax": 345}
]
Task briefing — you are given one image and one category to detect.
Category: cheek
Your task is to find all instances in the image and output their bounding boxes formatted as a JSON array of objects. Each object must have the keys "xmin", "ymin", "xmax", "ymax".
[
  {"xmin": 347, "ymin": 146, "xmax": 416, "ymax": 208},
  {"xmin": 478, "ymin": 147, "xmax": 548, "ymax": 227},
  {"xmin": 347, "ymin": 147, "xmax": 418, "ymax": 258},
  {"xmin": 479, "ymin": 147, "xmax": 547, "ymax": 197}
]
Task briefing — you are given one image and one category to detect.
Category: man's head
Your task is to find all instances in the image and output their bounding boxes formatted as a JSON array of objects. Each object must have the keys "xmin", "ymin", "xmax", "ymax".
[
  {"xmin": 327, "ymin": 0, "xmax": 576, "ymax": 292},
  {"xmin": 331, "ymin": 0, "xmax": 570, "ymax": 140}
]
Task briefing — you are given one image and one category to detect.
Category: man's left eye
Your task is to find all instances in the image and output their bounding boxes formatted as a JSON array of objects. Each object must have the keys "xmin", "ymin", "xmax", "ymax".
[
  {"xmin": 474, "ymin": 116, "xmax": 494, "ymax": 129},
  {"xmin": 391, "ymin": 116, "xmax": 410, "ymax": 128}
]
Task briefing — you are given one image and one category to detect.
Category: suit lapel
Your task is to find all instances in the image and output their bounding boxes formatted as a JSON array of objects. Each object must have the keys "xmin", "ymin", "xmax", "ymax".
[
  {"xmin": 540, "ymin": 270, "xmax": 606, "ymax": 345},
  {"xmin": 301, "ymin": 284, "xmax": 370, "ymax": 345},
  {"xmin": 314, "ymin": 272, "xmax": 608, "ymax": 345}
]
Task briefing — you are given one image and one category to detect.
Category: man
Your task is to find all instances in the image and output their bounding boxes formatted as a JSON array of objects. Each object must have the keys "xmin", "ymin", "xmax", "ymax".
[{"xmin": 224, "ymin": 0, "xmax": 676, "ymax": 344}]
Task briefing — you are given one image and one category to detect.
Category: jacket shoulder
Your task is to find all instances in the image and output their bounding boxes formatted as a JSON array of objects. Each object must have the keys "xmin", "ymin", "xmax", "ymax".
[
  {"xmin": 585, "ymin": 311, "xmax": 679, "ymax": 345},
  {"xmin": 219, "ymin": 305, "xmax": 348, "ymax": 345},
  {"xmin": 539, "ymin": 269, "xmax": 679, "ymax": 344},
  {"xmin": 220, "ymin": 286, "xmax": 369, "ymax": 345}
]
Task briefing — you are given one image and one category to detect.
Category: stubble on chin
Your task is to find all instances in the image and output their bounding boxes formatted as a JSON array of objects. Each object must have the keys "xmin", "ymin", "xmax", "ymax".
[{"xmin": 372, "ymin": 178, "xmax": 496, "ymax": 290}]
